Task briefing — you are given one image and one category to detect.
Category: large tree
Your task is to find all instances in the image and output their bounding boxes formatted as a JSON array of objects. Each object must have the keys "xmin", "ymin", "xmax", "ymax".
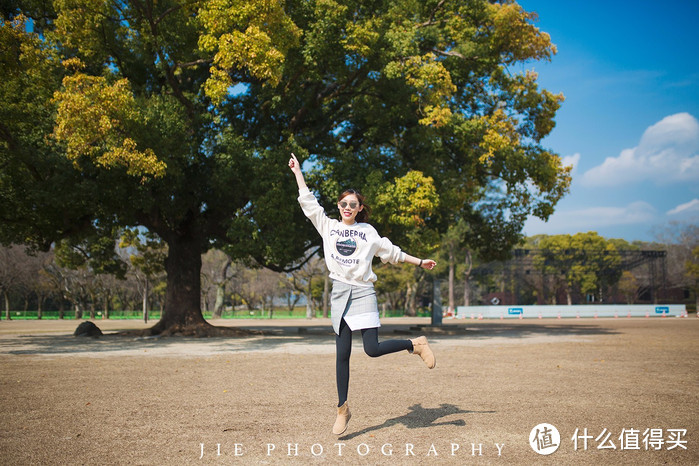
[{"xmin": 1, "ymin": 0, "xmax": 570, "ymax": 335}]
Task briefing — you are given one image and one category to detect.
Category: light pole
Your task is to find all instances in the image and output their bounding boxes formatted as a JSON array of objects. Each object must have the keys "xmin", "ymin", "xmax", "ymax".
[{"xmin": 432, "ymin": 278, "xmax": 443, "ymax": 326}]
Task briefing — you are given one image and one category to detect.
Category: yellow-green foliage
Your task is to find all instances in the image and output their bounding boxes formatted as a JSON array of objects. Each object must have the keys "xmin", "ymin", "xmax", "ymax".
[
  {"xmin": 53, "ymin": 71, "xmax": 166, "ymax": 180},
  {"xmin": 198, "ymin": 0, "xmax": 301, "ymax": 104},
  {"xmin": 477, "ymin": 109, "xmax": 520, "ymax": 166},
  {"xmin": 374, "ymin": 170, "xmax": 439, "ymax": 228},
  {"xmin": 385, "ymin": 53, "xmax": 456, "ymax": 127}
]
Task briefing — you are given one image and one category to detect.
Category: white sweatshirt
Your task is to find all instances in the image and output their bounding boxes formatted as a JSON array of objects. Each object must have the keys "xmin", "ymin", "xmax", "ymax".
[{"xmin": 297, "ymin": 188, "xmax": 405, "ymax": 287}]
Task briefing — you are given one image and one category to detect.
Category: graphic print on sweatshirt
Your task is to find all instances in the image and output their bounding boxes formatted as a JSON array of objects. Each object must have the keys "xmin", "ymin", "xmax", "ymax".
[
  {"xmin": 330, "ymin": 227, "xmax": 367, "ymax": 261},
  {"xmin": 336, "ymin": 238, "xmax": 356, "ymax": 256}
]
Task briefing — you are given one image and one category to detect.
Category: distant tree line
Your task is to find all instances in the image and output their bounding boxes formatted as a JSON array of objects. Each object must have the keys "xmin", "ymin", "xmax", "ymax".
[
  {"xmin": 0, "ymin": 235, "xmax": 435, "ymax": 320},
  {"xmin": 440, "ymin": 227, "xmax": 698, "ymax": 311},
  {"xmin": 1, "ymin": 226, "xmax": 696, "ymax": 320}
]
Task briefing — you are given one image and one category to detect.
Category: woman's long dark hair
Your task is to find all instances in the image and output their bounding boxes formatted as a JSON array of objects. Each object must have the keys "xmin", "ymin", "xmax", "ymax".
[{"xmin": 338, "ymin": 188, "xmax": 371, "ymax": 223}]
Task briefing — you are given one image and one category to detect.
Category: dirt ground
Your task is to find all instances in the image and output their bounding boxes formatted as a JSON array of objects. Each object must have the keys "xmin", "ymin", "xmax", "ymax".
[{"xmin": 0, "ymin": 316, "xmax": 697, "ymax": 465}]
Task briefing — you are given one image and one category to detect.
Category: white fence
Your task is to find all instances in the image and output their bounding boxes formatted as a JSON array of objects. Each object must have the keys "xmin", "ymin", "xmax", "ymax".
[{"xmin": 454, "ymin": 304, "xmax": 687, "ymax": 319}]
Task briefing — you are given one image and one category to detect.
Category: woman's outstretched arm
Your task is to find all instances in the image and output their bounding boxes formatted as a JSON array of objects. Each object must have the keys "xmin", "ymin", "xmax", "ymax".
[
  {"xmin": 403, "ymin": 253, "xmax": 436, "ymax": 270},
  {"xmin": 288, "ymin": 153, "xmax": 308, "ymax": 192}
]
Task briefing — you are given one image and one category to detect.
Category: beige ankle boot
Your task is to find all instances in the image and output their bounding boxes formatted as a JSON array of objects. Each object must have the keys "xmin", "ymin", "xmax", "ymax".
[
  {"xmin": 411, "ymin": 336, "xmax": 436, "ymax": 369},
  {"xmin": 332, "ymin": 402, "xmax": 351, "ymax": 435}
]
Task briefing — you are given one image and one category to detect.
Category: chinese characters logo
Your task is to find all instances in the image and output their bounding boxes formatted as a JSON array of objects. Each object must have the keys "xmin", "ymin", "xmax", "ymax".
[{"xmin": 529, "ymin": 423, "xmax": 560, "ymax": 455}]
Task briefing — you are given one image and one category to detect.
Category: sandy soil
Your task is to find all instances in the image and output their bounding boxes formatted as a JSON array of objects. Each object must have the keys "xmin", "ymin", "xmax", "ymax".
[{"xmin": 1, "ymin": 316, "xmax": 697, "ymax": 465}]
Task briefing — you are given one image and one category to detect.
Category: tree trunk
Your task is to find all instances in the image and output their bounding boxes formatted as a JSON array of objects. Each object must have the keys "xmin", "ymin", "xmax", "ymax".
[
  {"xmin": 405, "ymin": 281, "xmax": 417, "ymax": 316},
  {"xmin": 142, "ymin": 279, "xmax": 149, "ymax": 324},
  {"xmin": 213, "ymin": 259, "xmax": 231, "ymax": 319},
  {"xmin": 463, "ymin": 281, "xmax": 470, "ymax": 307},
  {"xmin": 463, "ymin": 250, "xmax": 472, "ymax": 307},
  {"xmin": 103, "ymin": 294, "xmax": 109, "ymax": 319},
  {"xmin": 306, "ymin": 279, "xmax": 314, "ymax": 319},
  {"xmin": 212, "ymin": 283, "xmax": 225, "ymax": 318},
  {"xmin": 286, "ymin": 291, "xmax": 295, "ymax": 311},
  {"xmin": 4, "ymin": 291, "xmax": 11, "ymax": 320},
  {"xmin": 323, "ymin": 272, "xmax": 330, "ymax": 318},
  {"xmin": 150, "ymin": 234, "xmax": 209, "ymax": 335}
]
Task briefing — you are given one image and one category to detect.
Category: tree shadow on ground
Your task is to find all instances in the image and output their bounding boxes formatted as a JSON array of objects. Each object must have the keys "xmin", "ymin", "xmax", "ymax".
[
  {"xmin": 0, "ymin": 321, "xmax": 622, "ymax": 356},
  {"xmin": 340, "ymin": 403, "xmax": 494, "ymax": 440},
  {"xmin": 0, "ymin": 332, "xmax": 335, "ymax": 356}
]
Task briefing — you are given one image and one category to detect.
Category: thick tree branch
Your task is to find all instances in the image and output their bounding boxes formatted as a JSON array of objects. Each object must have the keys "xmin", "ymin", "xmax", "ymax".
[
  {"xmin": 290, "ymin": 70, "xmax": 365, "ymax": 132},
  {"xmin": 154, "ymin": 1, "xmax": 199, "ymax": 27},
  {"xmin": 418, "ymin": 0, "xmax": 446, "ymax": 28},
  {"xmin": 0, "ymin": 121, "xmax": 16, "ymax": 153},
  {"xmin": 0, "ymin": 122, "xmax": 46, "ymax": 181},
  {"xmin": 132, "ymin": 0, "xmax": 196, "ymax": 118},
  {"xmin": 259, "ymin": 246, "xmax": 322, "ymax": 274},
  {"xmin": 176, "ymin": 58, "xmax": 212, "ymax": 69},
  {"xmin": 432, "ymin": 48, "xmax": 466, "ymax": 60}
]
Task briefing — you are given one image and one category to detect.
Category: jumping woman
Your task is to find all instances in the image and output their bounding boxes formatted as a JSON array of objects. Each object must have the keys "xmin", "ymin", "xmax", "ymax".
[{"xmin": 288, "ymin": 153, "xmax": 437, "ymax": 436}]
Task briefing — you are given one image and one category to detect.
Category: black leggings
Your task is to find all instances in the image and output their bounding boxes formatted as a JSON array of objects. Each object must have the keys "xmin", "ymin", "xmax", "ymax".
[{"xmin": 335, "ymin": 319, "xmax": 413, "ymax": 406}]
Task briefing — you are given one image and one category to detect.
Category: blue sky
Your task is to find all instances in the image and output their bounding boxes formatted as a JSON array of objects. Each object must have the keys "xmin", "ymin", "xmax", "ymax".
[{"xmin": 517, "ymin": 0, "xmax": 699, "ymax": 242}]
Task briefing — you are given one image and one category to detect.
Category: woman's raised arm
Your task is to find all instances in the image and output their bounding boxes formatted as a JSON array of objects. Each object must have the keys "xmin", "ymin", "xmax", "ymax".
[{"xmin": 288, "ymin": 153, "xmax": 309, "ymax": 192}]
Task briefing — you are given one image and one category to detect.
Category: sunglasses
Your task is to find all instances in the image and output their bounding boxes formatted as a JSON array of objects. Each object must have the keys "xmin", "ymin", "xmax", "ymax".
[{"xmin": 339, "ymin": 201, "xmax": 359, "ymax": 209}]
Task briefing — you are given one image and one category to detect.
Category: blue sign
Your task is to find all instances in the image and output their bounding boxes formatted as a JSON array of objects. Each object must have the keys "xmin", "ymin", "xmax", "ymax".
[
  {"xmin": 508, "ymin": 308, "xmax": 523, "ymax": 315},
  {"xmin": 655, "ymin": 306, "xmax": 669, "ymax": 314}
]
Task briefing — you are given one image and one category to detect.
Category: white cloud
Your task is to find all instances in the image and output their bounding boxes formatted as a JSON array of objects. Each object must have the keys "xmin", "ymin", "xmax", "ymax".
[
  {"xmin": 667, "ymin": 198, "xmax": 699, "ymax": 216},
  {"xmin": 561, "ymin": 153, "xmax": 580, "ymax": 175},
  {"xmin": 524, "ymin": 201, "xmax": 656, "ymax": 236},
  {"xmin": 581, "ymin": 112, "xmax": 699, "ymax": 187}
]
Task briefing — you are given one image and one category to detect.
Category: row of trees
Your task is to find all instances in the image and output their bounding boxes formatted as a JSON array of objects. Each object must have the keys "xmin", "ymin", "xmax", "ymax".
[
  {"xmin": 1, "ymin": 0, "xmax": 572, "ymax": 334},
  {"xmin": 468, "ymin": 230, "xmax": 698, "ymax": 308},
  {"xmin": 2, "ymin": 227, "xmax": 697, "ymax": 320},
  {"xmin": 0, "ymin": 239, "xmax": 427, "ymax": 320}
]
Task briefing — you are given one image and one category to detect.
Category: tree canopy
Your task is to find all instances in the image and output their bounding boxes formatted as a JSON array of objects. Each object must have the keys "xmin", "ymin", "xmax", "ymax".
[
  {"xmin": 0, "ymin": 0, "xmax": 570, "ymax": 334},
  {"xmin": 528, "ymin": 232, "xmax": 623, "ymax": 305}
]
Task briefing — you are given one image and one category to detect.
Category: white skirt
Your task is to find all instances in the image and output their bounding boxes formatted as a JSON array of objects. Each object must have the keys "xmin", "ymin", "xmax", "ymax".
[{"xmin": 330, "ymin": 280, "xmax": 380, "ymax": 335}]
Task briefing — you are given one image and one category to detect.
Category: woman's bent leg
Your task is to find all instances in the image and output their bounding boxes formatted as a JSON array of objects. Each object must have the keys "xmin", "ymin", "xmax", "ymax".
[
  {"xmin": 361, "ymin": 327, "xmax": 412, "ymax": 358},
  {"xmin": 335, "ymin": 319, "xmax": 352, "ymax": 407}
]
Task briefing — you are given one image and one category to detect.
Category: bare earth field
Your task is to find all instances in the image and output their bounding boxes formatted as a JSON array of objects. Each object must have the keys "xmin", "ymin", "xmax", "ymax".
[{"xmin": 0, "ymin": 316, "xmax": 697, "ymax": 465}]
